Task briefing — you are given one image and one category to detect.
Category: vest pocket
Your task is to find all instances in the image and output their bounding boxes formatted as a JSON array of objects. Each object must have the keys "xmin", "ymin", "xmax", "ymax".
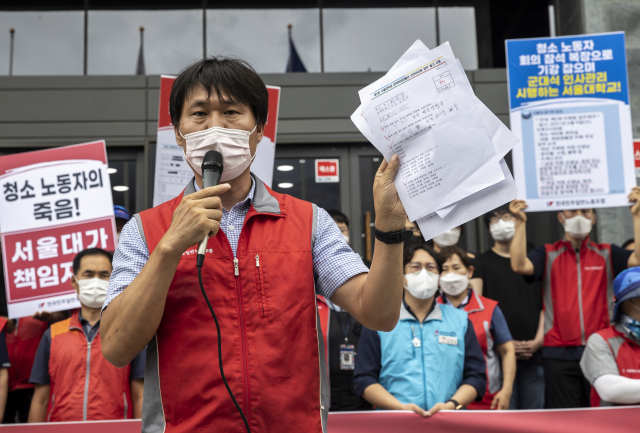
[{"xmin": 255, "ymin": 254, "xmax": 268, "ymax": 319}]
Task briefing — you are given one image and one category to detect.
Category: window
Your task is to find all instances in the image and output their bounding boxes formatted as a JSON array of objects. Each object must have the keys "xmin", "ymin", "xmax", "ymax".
[
  {"xmin": 88, "ymin": 10, "xmax": 203, "ymax": 75},
  {"xmin": 0, "ymin": 12, "xmax": 83, "ymax": 75}
]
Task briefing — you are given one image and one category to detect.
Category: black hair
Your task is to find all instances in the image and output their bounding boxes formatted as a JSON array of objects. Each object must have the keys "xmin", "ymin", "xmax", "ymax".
[
  {"xmin": 483, "ymin": 205, "xmax": 512, "ymax": 229},
  {"xmin": 73, "ymin": 248, "xmax": 113, "ymax": 275},
  {"xmin": 439, "ymin": 245, "xmax": 472, "ymax": 270},
  {"xmin": 327, "ymin": 210, "xmax": 349, "ymax": 228},
  {"xmin": 403, "ymin": 243, "xmax": 442, "ymax": 271},
  {"xmin": 169, "ymin": 56, "xmax": 269, "ymax": 129},
  {"xmin": 622, "ymin": 238, "xmax": 635, "ymax": 249}
]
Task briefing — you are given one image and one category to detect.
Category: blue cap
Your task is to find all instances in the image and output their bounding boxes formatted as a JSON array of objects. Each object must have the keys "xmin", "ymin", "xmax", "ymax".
[
  {"xmin": 613, "ymin": 267, "xmax": 640, "ymax": 321},
  {"xmin": 114, "ymin": 205, "xmax": 130, "ymax": 221}
]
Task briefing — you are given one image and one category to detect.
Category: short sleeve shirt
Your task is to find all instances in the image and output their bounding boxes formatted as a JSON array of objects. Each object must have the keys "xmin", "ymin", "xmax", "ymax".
[
  {"xmin": 104, "ymin": 177, "xmax": 369, "ymax": 312},
  {"xmin": 526, "ymin": 243, "xmax": 632, "ymax": 283},
  {"xmin": 580, "ymin": 328, "xmax": 624, "ymax": 384}
]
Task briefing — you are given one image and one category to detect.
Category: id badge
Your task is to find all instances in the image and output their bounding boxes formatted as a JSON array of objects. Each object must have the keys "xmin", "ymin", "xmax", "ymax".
[{"xmin": 339, "ymin": 344, "xmax": 355, "ymax": 370}]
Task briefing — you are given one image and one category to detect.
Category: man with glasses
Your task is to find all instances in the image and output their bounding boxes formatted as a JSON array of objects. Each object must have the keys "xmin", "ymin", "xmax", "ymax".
[
  {"xmin": 476, "ymin": 207, "xmax": 544, "ymax": 409},
  {"xmin": 509, "ymin": 189, "xmax": 640, "ymax": 409}
]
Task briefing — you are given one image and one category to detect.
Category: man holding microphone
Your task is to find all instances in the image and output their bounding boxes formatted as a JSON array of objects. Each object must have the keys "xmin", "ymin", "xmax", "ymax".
[{"xmin": 100, "ymin": 56, "xmax": 409, "ymax": 433}]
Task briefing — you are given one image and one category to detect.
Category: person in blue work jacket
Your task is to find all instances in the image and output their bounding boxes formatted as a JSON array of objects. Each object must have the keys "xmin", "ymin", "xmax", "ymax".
[{"xmin": 353, "ymin": 243, "xmax": 487, "ymax": 416}]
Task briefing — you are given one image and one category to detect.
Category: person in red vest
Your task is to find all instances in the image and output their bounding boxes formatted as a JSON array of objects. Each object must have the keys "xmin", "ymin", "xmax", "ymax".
[
  {"xmin": 3, "ymin": 317, "xmax": 48, "ymax": 423},
  {"xmin": 100, "ymin": 56, "xmax": 407, "ymax": 433},
  {"xmin": 510, "ymin": 191, "xmax": 640, "ymax": 408},
  {"xmin": 580, "ymin": 267, "xmax": 640, "ymax": 406},
  {"xmin": 27, "ymin": 248, "xmax": 145, "ymax": 422},
  {"xmin": 437, "ymin": 246, "xmax": 516, "ymax": 410}
]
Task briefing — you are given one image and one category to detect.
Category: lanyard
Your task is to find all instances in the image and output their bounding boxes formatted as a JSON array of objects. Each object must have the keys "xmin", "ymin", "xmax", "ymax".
[{"xmin": 330, "ymin": 306, "xmax": 352, "ymax": 343}]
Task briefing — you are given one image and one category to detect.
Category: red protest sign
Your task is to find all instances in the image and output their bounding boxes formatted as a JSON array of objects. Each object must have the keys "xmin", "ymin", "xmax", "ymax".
[
  {"xmin": 0, "ymin": 141, "xmax": 115, "ymax": 318},
  {"xmin": 315, "ymin": 159, "xmax": 340, "ymax": 183}
]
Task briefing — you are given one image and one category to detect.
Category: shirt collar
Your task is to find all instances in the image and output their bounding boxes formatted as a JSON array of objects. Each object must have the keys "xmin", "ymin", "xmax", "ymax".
[
  {"xmin": 441, "ymin": 289, "xmax": 472, "ymax": 308},
  {"xmin": 78, "ymin": 310, "xmax": 100, "ymax": 328},
  {"xmin": 193, "ymin": 176, "xmax": 256, "ymax": 210},
  {"xmin": 401, "ymin": 294, "xmax": 438, "ymax": 323}
]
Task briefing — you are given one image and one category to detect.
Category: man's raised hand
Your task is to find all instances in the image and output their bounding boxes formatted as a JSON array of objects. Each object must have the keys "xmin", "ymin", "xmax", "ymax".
[{"xmin": 160, "ymin": 184, "xmax": 231, "ymax": 255}]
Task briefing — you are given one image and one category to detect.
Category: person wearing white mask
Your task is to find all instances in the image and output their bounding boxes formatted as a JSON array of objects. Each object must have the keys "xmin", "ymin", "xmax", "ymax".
[
  {"xmin": 438, "ymin": 246, "xmax": 516, "ymax": 411},
  {"xmin": 101, "ymin": 56, "xmax": 408, "ymax": 432},
  {"xmin": 432, "ymin": 226, "xmax": 484, "ymax": 295},
  {"xmin": 476, "ymin": 207, "xmax": 545, "ymax": 410},
  {"xmin": 354, "ymin": 244, "xmax": 487, "ymax": 417},
  {"xmin": 509, "ymin": 190, "xmax": 640, "ymax": 409},
  {"xmin": 28, "ymin": 249, "xmax": 145, "ymax": 422}
]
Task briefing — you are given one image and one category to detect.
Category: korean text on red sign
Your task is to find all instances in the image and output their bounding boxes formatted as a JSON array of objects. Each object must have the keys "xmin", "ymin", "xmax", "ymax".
[{"xmin": 0, "ymin": 141, "xmax": 116, "ymax": 318}]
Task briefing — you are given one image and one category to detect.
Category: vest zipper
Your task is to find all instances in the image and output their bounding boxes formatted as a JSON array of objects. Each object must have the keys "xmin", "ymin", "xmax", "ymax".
[
  {"xmin": 419, "ymin": 323, "xmax": 427, "ymax": 410},
  {"xmin": 255, "ymin": 254, "xmax": 266, "ymax": 318},
  {"xmin": 123, "ymin": 392, "xmax": 128, "ymax": 419},
  {"xmin": 576, "ymin": 253, "xmax": 586, "ymax": 345},
  {"xmin": 83, "ymin": 339, "xmax": 92, "ymax": 421},
  {"xmin": 234, "ymin": 257, "xmax": 251, "ymax": 425},
  {"xmin": 70, "ymin": 324, "xmax": 92, "ymax": 422},
  {"xmin": 47, "ymin": 394, "xmax": 55, "ymax": 422}
]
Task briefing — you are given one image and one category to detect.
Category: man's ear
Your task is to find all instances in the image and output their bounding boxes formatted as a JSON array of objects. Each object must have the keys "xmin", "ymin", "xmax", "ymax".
[
  {"xmin": 591, "ymin": 212, "xmax": 597, "ymax": 226},
  {"xmin": 174, "ymin": 126, "xmax": 186, "ymax": 150},
  {"xmin": 467, "ymin": 266, "xmax": 474, "ymax": 280},
  {"xmin": 71, "ymin": 275, "xmax": 79, "ymax": 296},
  {"xmin": 255, "ymin": 122, "xmax": 265, "ymax": 144},
  {"xmin": 558, "ymin": 212, "xmax": 565, "ymax": 225}
]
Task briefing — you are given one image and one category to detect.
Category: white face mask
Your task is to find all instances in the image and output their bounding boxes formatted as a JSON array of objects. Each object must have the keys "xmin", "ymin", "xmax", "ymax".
[
  {"xmin": 439, "ymin": 272, "xmax": 469, "ymax": 296},
  {"xmin": 342, "ymin": 234, "xmax": 350, "ymax": 244},
  {"xmin": 404, "ymin": 269, "xmax": 440, "ymax": 300},
  {"xmin": 490, "ymin": 219, "xmax": 516, "ymax": 242},
  {"xmin": 563, "ymin": 215, "xmax": 593, "ymax": 239},
  {"xmin": 180, "ymin": 125, "xmax": 257, "ymax": 182},
  {"xmin": 76, "ymin": 277, "xmax": 109, "ymax": 309},
  {"xmin": 433, "ymin": 228, "xmax": 461, "ymax": 247}
]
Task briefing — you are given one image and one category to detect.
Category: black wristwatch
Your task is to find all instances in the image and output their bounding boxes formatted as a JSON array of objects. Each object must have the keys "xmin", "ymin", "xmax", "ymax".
[
  {"xmin": 446, "ymin": 399, "xmax": 463, "ymax": 410},
  {"xmin": 373, "ymin": 226, "xmax": 413, "ymax": 244}
]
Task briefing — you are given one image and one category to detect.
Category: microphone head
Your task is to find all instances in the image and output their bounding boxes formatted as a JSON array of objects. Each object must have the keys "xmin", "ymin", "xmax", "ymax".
[{"xmin": 202, "ymin": 150, "xmax": 223, "ymax": 173}]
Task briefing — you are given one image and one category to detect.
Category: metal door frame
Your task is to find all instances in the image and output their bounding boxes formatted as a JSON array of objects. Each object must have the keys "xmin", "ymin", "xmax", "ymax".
[{"xmin": 274, "ymin": 144, "xmax": 351, "ymax": 217}]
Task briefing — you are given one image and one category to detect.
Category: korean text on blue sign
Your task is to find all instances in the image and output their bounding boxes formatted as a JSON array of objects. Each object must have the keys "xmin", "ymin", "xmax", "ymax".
[{"xmin": 505, "ymin": 32, "xmax": 629, "ymax": 110}]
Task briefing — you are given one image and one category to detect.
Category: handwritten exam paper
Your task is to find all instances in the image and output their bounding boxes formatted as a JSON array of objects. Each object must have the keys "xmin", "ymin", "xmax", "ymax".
[
  {"xmin": 416, "ymin": 159, "xmax": 517, "ymax": 241},
  {"xmin": 356, "ymin": 43, "xmax": 500, "ymax": 220},
  {"xmin": 351, "ymin": 40, "xmax": 519, "ymax": 238}
]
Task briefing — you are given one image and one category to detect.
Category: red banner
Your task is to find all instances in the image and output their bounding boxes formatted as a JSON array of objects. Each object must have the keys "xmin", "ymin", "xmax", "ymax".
[{"xmin": 2, "ymin": 407, "xmax": 638, "ymax": 433}]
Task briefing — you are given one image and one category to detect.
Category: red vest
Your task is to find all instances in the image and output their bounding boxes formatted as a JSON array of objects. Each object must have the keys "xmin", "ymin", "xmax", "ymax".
[
  {"xmin": 137, "ymin": 179, "xmax": 324, "ymax": 433},
  {"xmin": 541, "ymin": 238, "xmax": 614, "ymax": 347},
  {"xmin": 590, "ymin": 325, "xmax": 640, "ymax": 407},
  {"xmin": 48, "ymin": 311, "xmax": 132, "ymax": 422},
  {"xmin": 6, "ymin": 317, "xmax": 48, "ymax": 391},
  {"xmin": 439, "ymin": 291, "xmax": 500, "ymax": 409}
]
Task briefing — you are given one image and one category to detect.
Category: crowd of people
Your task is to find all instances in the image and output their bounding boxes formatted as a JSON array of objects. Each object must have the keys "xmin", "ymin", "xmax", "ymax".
[{"xmin": 0, "ymin": 194, "xmax": 639, "ymax": 423}]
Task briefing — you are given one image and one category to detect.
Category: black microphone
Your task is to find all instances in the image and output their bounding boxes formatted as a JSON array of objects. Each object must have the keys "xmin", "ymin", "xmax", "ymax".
[{"xmin": 197, "ymin": 150, "xmax": 223, "ymax": 267}]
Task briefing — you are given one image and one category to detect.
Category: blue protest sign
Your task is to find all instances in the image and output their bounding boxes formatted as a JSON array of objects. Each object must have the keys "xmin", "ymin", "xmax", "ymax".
[{"xmin": 506, "ymin": 32, "xmax": 635, "ymax": 212}]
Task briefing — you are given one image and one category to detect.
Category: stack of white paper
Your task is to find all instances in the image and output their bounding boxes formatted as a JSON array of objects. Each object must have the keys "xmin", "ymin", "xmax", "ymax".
[{"xmin": 351, "ymin": 40, "xmax": 520, "ymax": 241}]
